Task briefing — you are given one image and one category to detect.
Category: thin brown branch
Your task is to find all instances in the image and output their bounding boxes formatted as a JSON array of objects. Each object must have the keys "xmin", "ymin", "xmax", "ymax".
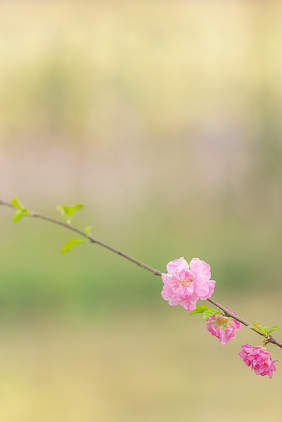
[
  {"xmin": 207, "ymin": 298, "xmax": 282, "ymax": 349},
  {"xmin": 0, "ymin": 199, "xmax": 281, "ymax": 350},
  {"xmin": 0, "ymin": 200, "xmax": 161, "ymax": 276}
]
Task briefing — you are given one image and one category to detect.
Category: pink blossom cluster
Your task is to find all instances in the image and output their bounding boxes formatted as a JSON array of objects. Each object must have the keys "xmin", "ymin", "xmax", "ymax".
[
  {"xmin": 161, "ymin": 257, "xmax": 215, "ymax": 311},
  {"xmin": 239, "ymin": 344, "xmax": 278, "ymax": 379},
  {"xmin": 206, "ymin": 310, "xmax": 242, "ymax": 345},
  {"xmin": 161, "ymin": 257, "xmax": 278, "ymax": 379}
]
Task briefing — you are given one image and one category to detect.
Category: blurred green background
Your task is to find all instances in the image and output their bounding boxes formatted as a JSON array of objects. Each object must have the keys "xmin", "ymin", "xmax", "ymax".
[{"xmin": 0, "ymin": 1, "xmax": 281, "ymax": 421}]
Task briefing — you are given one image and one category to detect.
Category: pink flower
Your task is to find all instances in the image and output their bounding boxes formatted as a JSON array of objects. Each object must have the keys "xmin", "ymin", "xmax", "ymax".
[
  {"xmin": 161, "ymin": 257, "xmax": 215, "ymax": 311},
  {"xmin": 206, "ymin": 309, "xmax": 242, "ymax": 345},
  {"xmin": 239, "ymin": 344, "xmax": 278, "ymax": 379}
]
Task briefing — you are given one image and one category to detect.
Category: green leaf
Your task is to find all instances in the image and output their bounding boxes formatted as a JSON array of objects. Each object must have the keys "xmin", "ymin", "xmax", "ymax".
[
  {"xmin": 267, "ymin": 325, "xmax": 279, "ymax": 335},
  {"xmin": 203, "ymin": 309, "xmax": 220, "ymax": 320},
  {"xmin": 13, "ymin": 208, "xmax": 29, "ymax": 222},
  {"xmin": 252, "ymin": 321, "xmax": 265, "ymax": 332},
  {"xmin": 11, "ymin": 196, "xmax": 26, "ymax": 210},
  {"xmin": 248, "ymin": 321, "xmax": 267, "ymax": 336},
  {"xmin": 249, "ymin": 322, "xmax": 279, "ymax": 337},
  {"xmin": 13, "ymin": 209, "xmax": 24, "ymax": 222},
  {"xmin": 252, "ymin": 321, "xmax": 262, "ymax": 329},
  {"xmin": 190, "ymin": 306, "xmax": 213, "ymax": 316},
  {"xmin": 11, "ymin": 196, "xmax": 29, "ymax": 220},
  {"xmin": 84, "ymin": 226, "xmax": 92, "ymax": 235},
  {"xmin": 61, "ymin": 238, "xmax": 85, "ymax": 254},
  {"xmin": 57, "ymin": 204, "xmax": 84, "ymax": 222}
]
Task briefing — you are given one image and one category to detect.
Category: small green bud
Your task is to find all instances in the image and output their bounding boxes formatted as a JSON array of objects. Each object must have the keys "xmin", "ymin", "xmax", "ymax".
[{"xmin": 57, "ymin": 204, "xmax": 84, "ymax": 223}]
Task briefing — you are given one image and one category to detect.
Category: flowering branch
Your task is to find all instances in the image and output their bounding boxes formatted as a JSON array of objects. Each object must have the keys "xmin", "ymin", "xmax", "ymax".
[
  {"xmin": 0, "ymin": 198, "xmax": 281, "ymax": 376},
  {"xmin": 207, "ymin": 298, "xmax": 282, "ymax": 349}
]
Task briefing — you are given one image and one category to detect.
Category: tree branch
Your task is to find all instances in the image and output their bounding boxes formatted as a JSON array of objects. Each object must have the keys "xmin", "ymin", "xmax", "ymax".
[
  {"xmin": 207, "ymin": 298, "xmax": 282, "ymax": 349},
  {"xmin": 0, "ymin": 199, "xmax": 281, "ymax": 350}
]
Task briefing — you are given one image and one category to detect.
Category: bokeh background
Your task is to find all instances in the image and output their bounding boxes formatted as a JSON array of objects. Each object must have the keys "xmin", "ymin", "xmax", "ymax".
[{"xmin": 0, "ymin": 1, "xmax": 282, "ymax": 421}]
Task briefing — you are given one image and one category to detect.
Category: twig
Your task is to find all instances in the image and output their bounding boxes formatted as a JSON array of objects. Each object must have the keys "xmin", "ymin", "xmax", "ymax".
[
  {"xmin": 207, "ymin": 298, "xmax": 282, "ymax": 349},
  {"xmin": 0, "ymin": 199, "xmax": 281, "ymax": 350}
]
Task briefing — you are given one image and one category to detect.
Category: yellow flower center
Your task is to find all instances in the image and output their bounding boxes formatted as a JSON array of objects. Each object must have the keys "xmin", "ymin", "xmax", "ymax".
[{"xmin": 179, "ymin": 275, "xmax": 194, "ymax": 286}]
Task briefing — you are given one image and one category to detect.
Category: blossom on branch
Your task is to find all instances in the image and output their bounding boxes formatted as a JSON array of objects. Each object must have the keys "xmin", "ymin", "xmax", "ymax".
[
  {"xmin": 239, "ymin": 344, "xmax": 278, "ymax": 379},
  {"xmin": 161, "ymin": 257, "xmax": 215, "ymax": 311},
  {"xmin": 206, "ymin": 309, "xmax": 242, "ymax": 345}
]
